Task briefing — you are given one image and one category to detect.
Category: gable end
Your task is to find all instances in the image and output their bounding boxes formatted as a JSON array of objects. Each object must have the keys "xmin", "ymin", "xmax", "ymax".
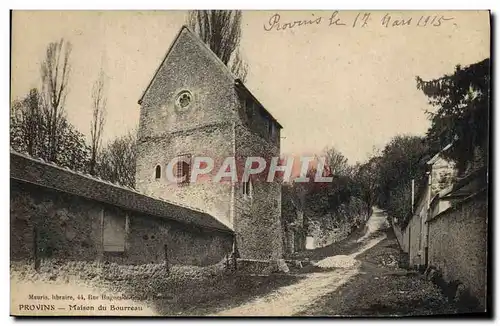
[{"xmin": 138, "ymin": 25, "xmax": 235, "ymax": 105}]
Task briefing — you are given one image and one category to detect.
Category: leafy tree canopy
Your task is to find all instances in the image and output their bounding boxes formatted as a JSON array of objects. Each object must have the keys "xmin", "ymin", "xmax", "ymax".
[{"xmin": 417, "ymin": 58, "xmax": 490, "ymax": 174}]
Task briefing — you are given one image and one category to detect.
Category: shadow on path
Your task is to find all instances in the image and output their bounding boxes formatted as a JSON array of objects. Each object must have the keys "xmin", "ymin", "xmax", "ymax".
[
  {"xmin": 213, "ymin": 207, "xmax": 389, "ymax": 316},
  {"xmin": 299, "ymin": 228, "xmax": 457, "ymax": 316}
]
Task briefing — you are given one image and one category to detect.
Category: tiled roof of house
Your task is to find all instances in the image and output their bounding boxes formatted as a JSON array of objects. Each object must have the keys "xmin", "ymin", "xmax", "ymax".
[
  {"xmin": 427, "ymin": 142, "xmax": 453, "ymax": 165},
  {"xmin": 10, "ymin": 150, "xmax": 233, "ymax": 233}
]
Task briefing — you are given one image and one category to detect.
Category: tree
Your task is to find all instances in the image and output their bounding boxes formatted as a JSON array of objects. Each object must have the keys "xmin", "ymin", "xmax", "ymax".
[
  {"xmin": 324, "ymin": 146, "xmax": 349, "ymax": 176},
  {"xmin": 89, "ymin": 69, "xmax": 107, "ymax": 175},
  {"xmin": 282, "ymin": 148, "xmax": 377, "ymax": 246},
  {"xmin": 374, "ymin": 135, "xmax": 430, "ymax": 225},
  {"xmin": 96, "ymin": 131, "xmax": 137, "ymax": 188},
  {"xmin": 39, "ymin": 38, "xmax": 73, "ymax": 162},
  {"xmin": 186, "ymin": 10, "xmax": 248, "ymax": 82},
  {"xmin": 230, "ymin": 50, "xmax": 248, "ymax": 82},
  {"xmin": 416, "ymin": 58, "xmax": 490, "ymax": 174},
  {"xmin": 10, "ymin": 88, "xmax": 91, "ymax": 172},
  {"xmin": 10, "ymin": 88, "xmax": 44, "ymax": 156},
  {"xmin": 356, "ymin": 157, "xmax": 381, "ymax": 208},
  {"xmin": 53, "ymin": 119, "xmax": 91, "ymax": 172},
  {"xmin": 302, "ymin": 149, "xmax": 365, "ymax": 221},
  {"xmin": 10, "ymin": 39, "xmax": 90, "ymax": 171}
]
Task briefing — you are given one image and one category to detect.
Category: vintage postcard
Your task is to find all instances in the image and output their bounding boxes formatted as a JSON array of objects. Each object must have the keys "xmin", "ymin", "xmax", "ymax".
[{"xmin": 10, "ymin": 10, "xmax": 490, "ymax": 317}]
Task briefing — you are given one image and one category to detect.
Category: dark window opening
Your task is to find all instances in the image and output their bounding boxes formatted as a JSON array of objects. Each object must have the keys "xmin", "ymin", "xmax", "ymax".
[
  {"xmin": 176, "ymin": 90, "xmax": 192, "ymax": 110},
  {"xmin": 174, "ymin": 155, "xmax": 191, "ymax": 185},
  {"xmin": 242, "ymin": 178, "xmax": 253, "ymax": 198},
  {"xmin": 155, "ymin": 165, "xmax": 161, "ymax": 179},
  {"xmin": 178, "ymin": 92, "xmax": 191, "ymax": 108},
  {"xmin": 268, "ymin": 120, "xmax": 276, "ymax": 139}
]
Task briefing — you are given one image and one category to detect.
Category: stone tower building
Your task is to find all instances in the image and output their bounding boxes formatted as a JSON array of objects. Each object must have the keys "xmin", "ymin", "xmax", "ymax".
[{"xmin": 135, "ymin": 26, "xmax": 283, "ymax": 260}]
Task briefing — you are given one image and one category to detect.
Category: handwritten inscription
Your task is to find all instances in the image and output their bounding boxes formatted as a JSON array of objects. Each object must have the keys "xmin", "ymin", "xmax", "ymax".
[
  {"xmin": 264, "ymin": 13, "xmax": 323, "ymax": 31},
  {"xmin": 381, "ymin": 13, "xmax": 454, "ymax": 28},
  {"xmin": 263, "ymin": 12, "xmax": 455, "ymax": 31}
]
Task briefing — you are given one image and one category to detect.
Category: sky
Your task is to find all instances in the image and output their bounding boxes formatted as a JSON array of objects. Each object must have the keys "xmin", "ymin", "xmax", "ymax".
[{"xmin": 11, "ymin": 10, "xmax": 490, "ymax": 163}]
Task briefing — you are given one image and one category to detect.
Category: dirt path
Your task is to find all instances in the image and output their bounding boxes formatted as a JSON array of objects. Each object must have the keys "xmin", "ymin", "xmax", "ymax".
[
  {"xmin": 213, "ymin": 208, "xmax": 388, "ymax": 317},
  {"xmin": 303, "ymin": 228, "xmax": 458, "ymax": 316}
]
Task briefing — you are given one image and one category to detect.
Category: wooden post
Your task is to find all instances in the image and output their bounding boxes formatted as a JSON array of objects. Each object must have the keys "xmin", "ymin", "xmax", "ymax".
[
  {"xmin": 411, "ymin": 179, "xmax": 415, "ymax": 213},
  {"xmin": 33, "ymin": 226, "xmax": 40, "ymax": 271},
  {"xmin": 99, "ymin": 208, "xmax": 104, "ymax": 264}
]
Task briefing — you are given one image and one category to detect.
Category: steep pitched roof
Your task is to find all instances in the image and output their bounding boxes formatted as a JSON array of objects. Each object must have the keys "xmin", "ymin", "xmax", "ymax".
[
  {"xmin": 427, "ymin": 142, "xmax": 453, "ymax": 165},
  {"xmin": 138, "ymin": 25, "xmax": 233, "ymax": 105},
  {"xmin": 235, "ymin": 79, "xmax": 283, "ymax": 129},
  {"xmin": 10, "ymin": 150, "xmax": 233, "ymax": 233},
  {"xmin": 137, "ymin": 25, "xmax": 282, "ymax": 128}
]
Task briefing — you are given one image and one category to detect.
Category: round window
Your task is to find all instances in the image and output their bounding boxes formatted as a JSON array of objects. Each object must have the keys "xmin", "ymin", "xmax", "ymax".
[{"xmin": 176, "ymin": 91, "xmax": 192, "ymax": 109}]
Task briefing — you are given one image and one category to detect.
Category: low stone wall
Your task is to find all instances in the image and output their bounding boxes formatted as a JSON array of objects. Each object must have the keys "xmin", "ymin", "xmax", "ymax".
[
  {"xmin": 427, "ymin": 191, "xmax": 487, "ymax": 311},
  {"xmin": 235, "ymin": 258, "xmax": 291, "ymax": 275},
  {"xmin": 11, "ymin": 180, "xmax": 233, "ymax": 267},
  {"xmin": 307, "ymin": 202, "xmax": 371, "ymax": 250}
]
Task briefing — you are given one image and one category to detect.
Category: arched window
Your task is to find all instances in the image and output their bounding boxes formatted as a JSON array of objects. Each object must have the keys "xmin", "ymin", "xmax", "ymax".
[
  {"xmin": 242, "ymin": 177, "xmax": 253, "ymax": 199},
  {"xmin": 155, "ymin": 165, "xmax": 161, "ymax": 179}
]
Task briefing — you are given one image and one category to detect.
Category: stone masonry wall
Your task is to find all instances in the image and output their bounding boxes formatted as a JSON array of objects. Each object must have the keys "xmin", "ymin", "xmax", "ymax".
[
  {"xmin": 430, "ymin": 157, "xmax": 457, "ymax": 195},
  {"xmin": 136, "ymin": 26, "xmax": 284, "ymax": 260},
  {"xmin": 136, "ymin": 27, "xmax": 239, "ymax": 229},
  {"xmin": 11, "ymin": 180, "xmax": 233, "ymax": 266},
  {"xmin": 232, "ymin": 76, "xmax": 283, "ymax": 260},
  {"xmin": 233, "ymin": 124, "xmax": 283, "ymax": 260},
  {"xmin": 137, "ymin": 27, "xmax": 237, "ymax": 140},
  {"xmin": 427, "ymin": 193, "xmax": 488, "ymax": 309},
  {"xmin": 11, "ymin": 181, "xmax": 102, "ymax": 262},
  {"xmin": 136, "ymin": 124, "xmax": 234, "ymax": 227}
]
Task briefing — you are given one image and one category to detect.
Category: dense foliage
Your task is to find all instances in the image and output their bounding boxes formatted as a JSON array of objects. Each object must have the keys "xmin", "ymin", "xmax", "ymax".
[
  {"xmin": 416, "ymin": 58, "xmax": 490, "ymax": 174},
  {"xmin": 96, "ymin": 132, "xmax": 137, "ymax": 188},
  {"xmin": 374, "ymin": 58, "xmax": 490, "ymax": 226},
  {"xmin": 10, "ymin": 88, "xmax": 91, "ymax": 172},
  {"xmin": 375, "ymin": 135, "xmax": 430, "ymax": 222},
  {"xmin": 282, "ymin": 147, "xmax": 374, "ymax": 245}
]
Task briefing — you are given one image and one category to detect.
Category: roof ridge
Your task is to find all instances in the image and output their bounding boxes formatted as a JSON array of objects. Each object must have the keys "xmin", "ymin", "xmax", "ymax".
[
  {"xmin": 183, "ymin": 25, "xmax": 236, "ymax": 80},
  {"xmin": 427, "ymin": 142, "xmax": 454, "ymax": 165},
  {"xmin": 9, "ymin": 148, "xmax": 211, "ymax": 215},
  {"xmin": 138, "ymin": 25, "xmax": 235, "ymax": 105},
  {"xmin": 184, "ymin": 25, "xmax": 282, "ymax": 126},
  {"xmin": 137, "ymin": 24, "xmax": 282, "ymax": 128}
]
